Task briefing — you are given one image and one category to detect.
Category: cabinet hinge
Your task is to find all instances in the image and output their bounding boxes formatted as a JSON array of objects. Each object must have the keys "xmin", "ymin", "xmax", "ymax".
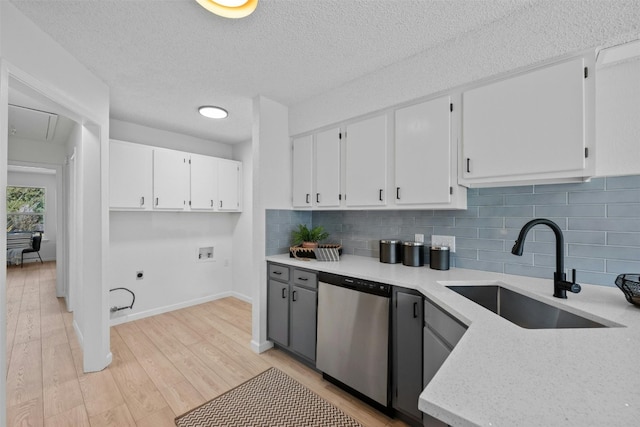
[
  {"xmin": 189, "ymin": 159, "xmax": 191, "ymax": 164},
  {"xmin": 585, "ymin": 147, "xmax": 589, "ymax": 158},
  {"xmin": 338, "ymin": 194, "xmax": 342, "ymax": 201},
  {"xmin": 189, "ymin": 200, "xmax": 191, "ymax": 206},
  {"xmin": 450, "ymin": 103, "xmax": 453, "ymax": 112},
  {"xmin": 450, "ymin": 186, "xmax": 453, "ymax": 195},
  {"xmin": 584, "ymin": 67, "xmax": 588, "ymax": 79}
]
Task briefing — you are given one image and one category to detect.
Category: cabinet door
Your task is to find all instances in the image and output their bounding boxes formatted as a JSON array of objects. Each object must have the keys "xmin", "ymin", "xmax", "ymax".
[
  {"xmin": 218, "ymin": 159, "xmax": 241, "ymax": 211},
  {"xmin": 462, "ymin": 57, "xmax": 587, "ymax": 182},
  {"xmin": 267, "ymin": 280, "xmax": 289, "ymax": 346},
  {"xmin": 315, "ymin": 128, "xmax": 341, "ymax": 207},
  {"xmin": 292, "ymin": 135, "xmax": 313, "ymax": 208},
  {"xmin": 290, "ymin": 285, "xmax": 317, "ymax": 361},
  {"xmin": 109, "ymin": 140, "xmax": 152, "ymax": 210},
  {"xmin": 395, "ymin": 292, "xmax": 424, "ymax": 420},
  {"xmin": 345, "ymin": 115, "xmax": 387, "ymax": 207},
  {"xmin": 153, "ymin": 149, "xmax": 189, "ymax": 210},
  {"xmin": 395, "ymin": 97, "xmax": 451, "ymax": 205},
  {"xmin": 190, "ymin": 154, "xmax": 218, "ymax": 210}
]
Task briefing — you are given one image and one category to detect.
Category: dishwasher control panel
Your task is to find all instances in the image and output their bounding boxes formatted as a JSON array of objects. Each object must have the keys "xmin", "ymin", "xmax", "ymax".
[{"xmin": 319, "ymin": 272, "xmax": 391, "ymax": 297}]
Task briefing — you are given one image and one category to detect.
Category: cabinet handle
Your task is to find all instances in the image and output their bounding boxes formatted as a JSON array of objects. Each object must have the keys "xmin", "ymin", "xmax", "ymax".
[
  {"xmin": 281, "ymin": 288, "xmax": 287, "ymax": 299},
  {"xmin": 413, "ymin": 302, "xmax": 419, "ymax": 318},
  {"xmin": 466, "ymin": 158, "xmax": 471, "ymax": 173},
  {"xmin": 220, "ymin": 200, "xmax": 223, "ymax": 208},
  {"xmin": 396, "ymin": 187, "xmax": 400, "ymax": 200},
  {"xmin": 298, "ymin": 277, "xmax": 308, "ymax": 281},
  {"xmin": 306, "ymin": 193, "xmax": 310, "ymax": 204},
  {"xmin": 292, "ymin": 290, "xmax": 297, "ymax": 302},
  {"xmin": 211, "ymin": 200, "xmax": 213, "ymax": 207},
  {"xmin": 155, "ymin": 197, "xmax": 159, "ymax": 206},
  {"xmin": 316, "ymin": 193, "xmax": 320, "ymax": 204},
  {"xmin": 140, "ymin": 196, "xmax": 145, "ymax": 206},
  {"xmin": 379, "ymin": 189, "xmax": 383, "ymax": 201},
  {"xmin": 273, "ymin": 271, "xmax": 282, "ymax": 275}
]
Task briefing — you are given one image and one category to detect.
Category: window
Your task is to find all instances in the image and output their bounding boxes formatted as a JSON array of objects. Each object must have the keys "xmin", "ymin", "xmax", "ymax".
[{"xmin": 6, "ymin": 186, "xmax": 45, "ymax": 233}]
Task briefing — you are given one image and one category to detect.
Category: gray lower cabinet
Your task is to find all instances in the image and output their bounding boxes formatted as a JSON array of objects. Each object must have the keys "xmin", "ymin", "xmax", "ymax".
[
  {"xmin": 393, "ymin": 288, "xmax": 424, "ymax": 425},
  {"xmin": 267, "ymin": 262, "xmax": 317, "ymax": 363},
  {"xmin": 267, "ymin": 279, "xmax": 290, "ymax": 346},
  {"xmin": 423, "ymin": 298, "xmax": 467, "ymax": 427},
  {"xmin": 289, "ymin": 285, "xmax": 317, "ymax": 360}
]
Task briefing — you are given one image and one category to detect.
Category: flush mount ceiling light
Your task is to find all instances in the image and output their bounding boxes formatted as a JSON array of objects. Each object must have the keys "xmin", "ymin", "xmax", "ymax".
[
  {"xmin": 198, "ymin": 106, "xmax": 228, "ymax": 119},
  {"xmin": 195, "ymin": 0, "xmax": 258, "ymax": 19}
]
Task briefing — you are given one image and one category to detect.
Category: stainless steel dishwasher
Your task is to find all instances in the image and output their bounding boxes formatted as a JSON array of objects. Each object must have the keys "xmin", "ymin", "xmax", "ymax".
[{"xmin": 316, "ymin": 272, "xmax": 391, "ymax": 410}]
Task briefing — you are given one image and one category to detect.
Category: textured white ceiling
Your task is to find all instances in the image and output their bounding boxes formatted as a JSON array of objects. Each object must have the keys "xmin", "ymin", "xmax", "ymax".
[{"xmin": 9, "ymin": 0, "xmax": 534, "ymax": 144}]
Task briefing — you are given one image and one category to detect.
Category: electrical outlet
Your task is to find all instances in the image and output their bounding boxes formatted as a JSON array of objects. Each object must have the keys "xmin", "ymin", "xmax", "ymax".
[
  {"xmin": 431, "ymin": 235, "xmax": 456, "ymax": 252},
  {"xmin": 197, "ymin": 246, "xmax": 215, "ymax": 262},
  {"xmin": 414, "ymin": 233, "xmax": 424, "ymax": 243}
]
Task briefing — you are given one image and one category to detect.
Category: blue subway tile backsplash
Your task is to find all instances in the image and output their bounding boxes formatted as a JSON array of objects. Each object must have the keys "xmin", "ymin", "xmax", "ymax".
[{"xmin": 266, "ymin": 175, "xmax": 640, "ymax": 287}]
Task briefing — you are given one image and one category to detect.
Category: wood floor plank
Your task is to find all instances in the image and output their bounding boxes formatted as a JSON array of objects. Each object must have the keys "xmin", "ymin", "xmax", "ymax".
[
  {"xmin": 7, "ymin": 340, "xmax": 43, "ymax": 406},
  {"xmin": 42, "ymin": 343, "xmax": 78, "ymax": 388},
  {"xmin": 149, "ymin": 311, "xmax": 204, "ymax": 347},
  {"xmin": 89, "ymin": 403, "xmax": 137, "ymax": 427},
  {"xmin": 156, "ymin": 380, "xmax": 205, "ymax": 416},
  {"xmin": 7, "ymin": 397, "xmax": 43, "ymax": 427},
  {"xmin": 44, "ymin": 404, "xmax": 91, "ymax": 427},
  {"xmin": 135, "ymin": 406, "xmax": 177, "ymax": 427},
  {"xmin": 188, "ymin": 339, "xmax": 255, "ymax": 386},
  {"xmin": 78, "ymin": 370, "xmax": 125, "ymax": 418},
  {"xmin": 13, "ymin": 309, "xmax": 41, "ymax": 344},
  {"xmin": 43, "ymin": 379, "xmax": 84, "ymax": 419}
]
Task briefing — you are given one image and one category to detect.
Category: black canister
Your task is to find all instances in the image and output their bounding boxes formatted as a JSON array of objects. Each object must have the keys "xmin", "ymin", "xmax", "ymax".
[
  {"xmin": 380, "ymin": 240, "xmax": 402, "ymax": 264},
  {"xmin": 430, "ymin": 246, "xmax": 450, "ymax": 270},
  {"xmin": 402, "ymin": 242, "xmax": 424, "ymax": 267}
]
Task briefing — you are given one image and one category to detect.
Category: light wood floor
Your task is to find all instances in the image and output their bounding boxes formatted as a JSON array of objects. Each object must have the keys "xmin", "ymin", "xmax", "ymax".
[{"xmin": 6, "ymin": 262, "xmax": 407, "ymax": 426}]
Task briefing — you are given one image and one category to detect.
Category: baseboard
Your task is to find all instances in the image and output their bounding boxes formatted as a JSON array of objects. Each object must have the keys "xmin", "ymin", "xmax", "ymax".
[
  {"xmin": 251, "ymin": 340, "xmax": 274, "ymax": 354},
  {"xmin": 109, "ymin": 291, "xmax": 241, "ymax": 326},
  {"xmin": 73, "ymin": 319, "xmax": 84, "ymax": 348},
  {"xmin": 228, "ymin": 291, "xmax": 252, "ymax": 304}
]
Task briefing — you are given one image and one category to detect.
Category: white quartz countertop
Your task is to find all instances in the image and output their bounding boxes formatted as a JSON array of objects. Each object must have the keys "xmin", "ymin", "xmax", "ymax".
[{"xmin": 265, "ymin": 254, "xmax": 640, "ymax": 426}]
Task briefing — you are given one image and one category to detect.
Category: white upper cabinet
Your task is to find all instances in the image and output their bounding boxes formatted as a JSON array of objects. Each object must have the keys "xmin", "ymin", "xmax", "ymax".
[
  {"xmin": 345, "ymin": 115, "xmax": 387, "ymax": 207},
  {"xmin": 218, "ymin": 159, "xmax": 242, "ymax": 211},
  {"xmin": 460, "ymin": 56, "xmax": 593, "ymax": 186},
  {"xmin": 153, "ymin": 148, "xmax": 190, "ymax": 210},
  {"xmin": 315, "ymin": 128, "xmax": 341, "ymax": 208},
  {"xmin": 395, "ymin": 96, "xmax": 465, "ymax": 207},
  {"xmin": 109, "ymin": 140, "xmax": 153, "ymax": 210},
  {"xmin": 292, "ymin": 135, "xmax": 313, "ymax": 208},
  {"xmin": 190, "ymin": 153, "xmax": 218, "ymax": 210}
]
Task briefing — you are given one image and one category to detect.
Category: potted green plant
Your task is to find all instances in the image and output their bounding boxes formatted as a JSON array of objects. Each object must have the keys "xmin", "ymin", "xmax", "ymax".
[{"xmin": 291, "ymin": 224, "xmax": 329, "ymax": 249}]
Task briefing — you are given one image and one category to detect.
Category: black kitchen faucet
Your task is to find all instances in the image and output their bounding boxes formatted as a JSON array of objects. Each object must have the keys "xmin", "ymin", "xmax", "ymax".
[{"xmin": 511, "ymin": 218, "xmax": 581, "ymax": 299}]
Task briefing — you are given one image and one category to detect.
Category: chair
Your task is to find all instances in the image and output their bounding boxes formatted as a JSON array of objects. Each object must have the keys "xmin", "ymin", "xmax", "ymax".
[{"xmin": 21, "ymin": 234, "xmax": 43, "ymax": 267}]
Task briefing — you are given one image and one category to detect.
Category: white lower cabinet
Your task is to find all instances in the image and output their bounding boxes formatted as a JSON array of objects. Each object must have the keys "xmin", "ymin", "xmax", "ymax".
[{"xmin": 109, "ymin": 140, "xmax": 153, "ymax": 210}]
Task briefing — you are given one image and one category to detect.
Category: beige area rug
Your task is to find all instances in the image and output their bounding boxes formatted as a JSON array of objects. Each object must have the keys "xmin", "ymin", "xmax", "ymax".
[{"xmin": 175, "ymin": 367, "xmax": 364, "ymax": 427}]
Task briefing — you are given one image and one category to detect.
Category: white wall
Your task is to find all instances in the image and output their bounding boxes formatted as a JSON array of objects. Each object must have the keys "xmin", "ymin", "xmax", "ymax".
[
  {"xmin": 232, "ymin": 140, "xmax": 253, "ymax": 301},
  {"xmin": 7, "ymin": 170, "xmax": 57, "ymax": 261},
  {"xmin": 110, "ymin": 119, "xmax": 232, "ymax": 158},
  {"xmin": 1, "ymin": 0, "xmax": 111, "ymax": 388},
  {"xmin": 108, "ymin": 119, "xmax": 241, "ymax": 324},
  {"xmin": 251, "ymin": 96, "xmax": 290, "ymax": 353}
]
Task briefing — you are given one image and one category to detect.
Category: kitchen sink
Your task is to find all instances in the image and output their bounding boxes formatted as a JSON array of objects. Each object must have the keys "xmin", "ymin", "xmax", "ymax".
[{"xmin": 446, "ymin": 285, "xmax": 608, "ymax": 329}]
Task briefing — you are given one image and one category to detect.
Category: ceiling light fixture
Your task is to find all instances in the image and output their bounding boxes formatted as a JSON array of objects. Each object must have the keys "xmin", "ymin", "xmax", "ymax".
[
  {"xmin": 195, "ymin": 0, "xmax": 258, "ymax": 19},
  {"xmin": 198, "ymin": 106, "xmax": 229, "ymax": 119}
]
